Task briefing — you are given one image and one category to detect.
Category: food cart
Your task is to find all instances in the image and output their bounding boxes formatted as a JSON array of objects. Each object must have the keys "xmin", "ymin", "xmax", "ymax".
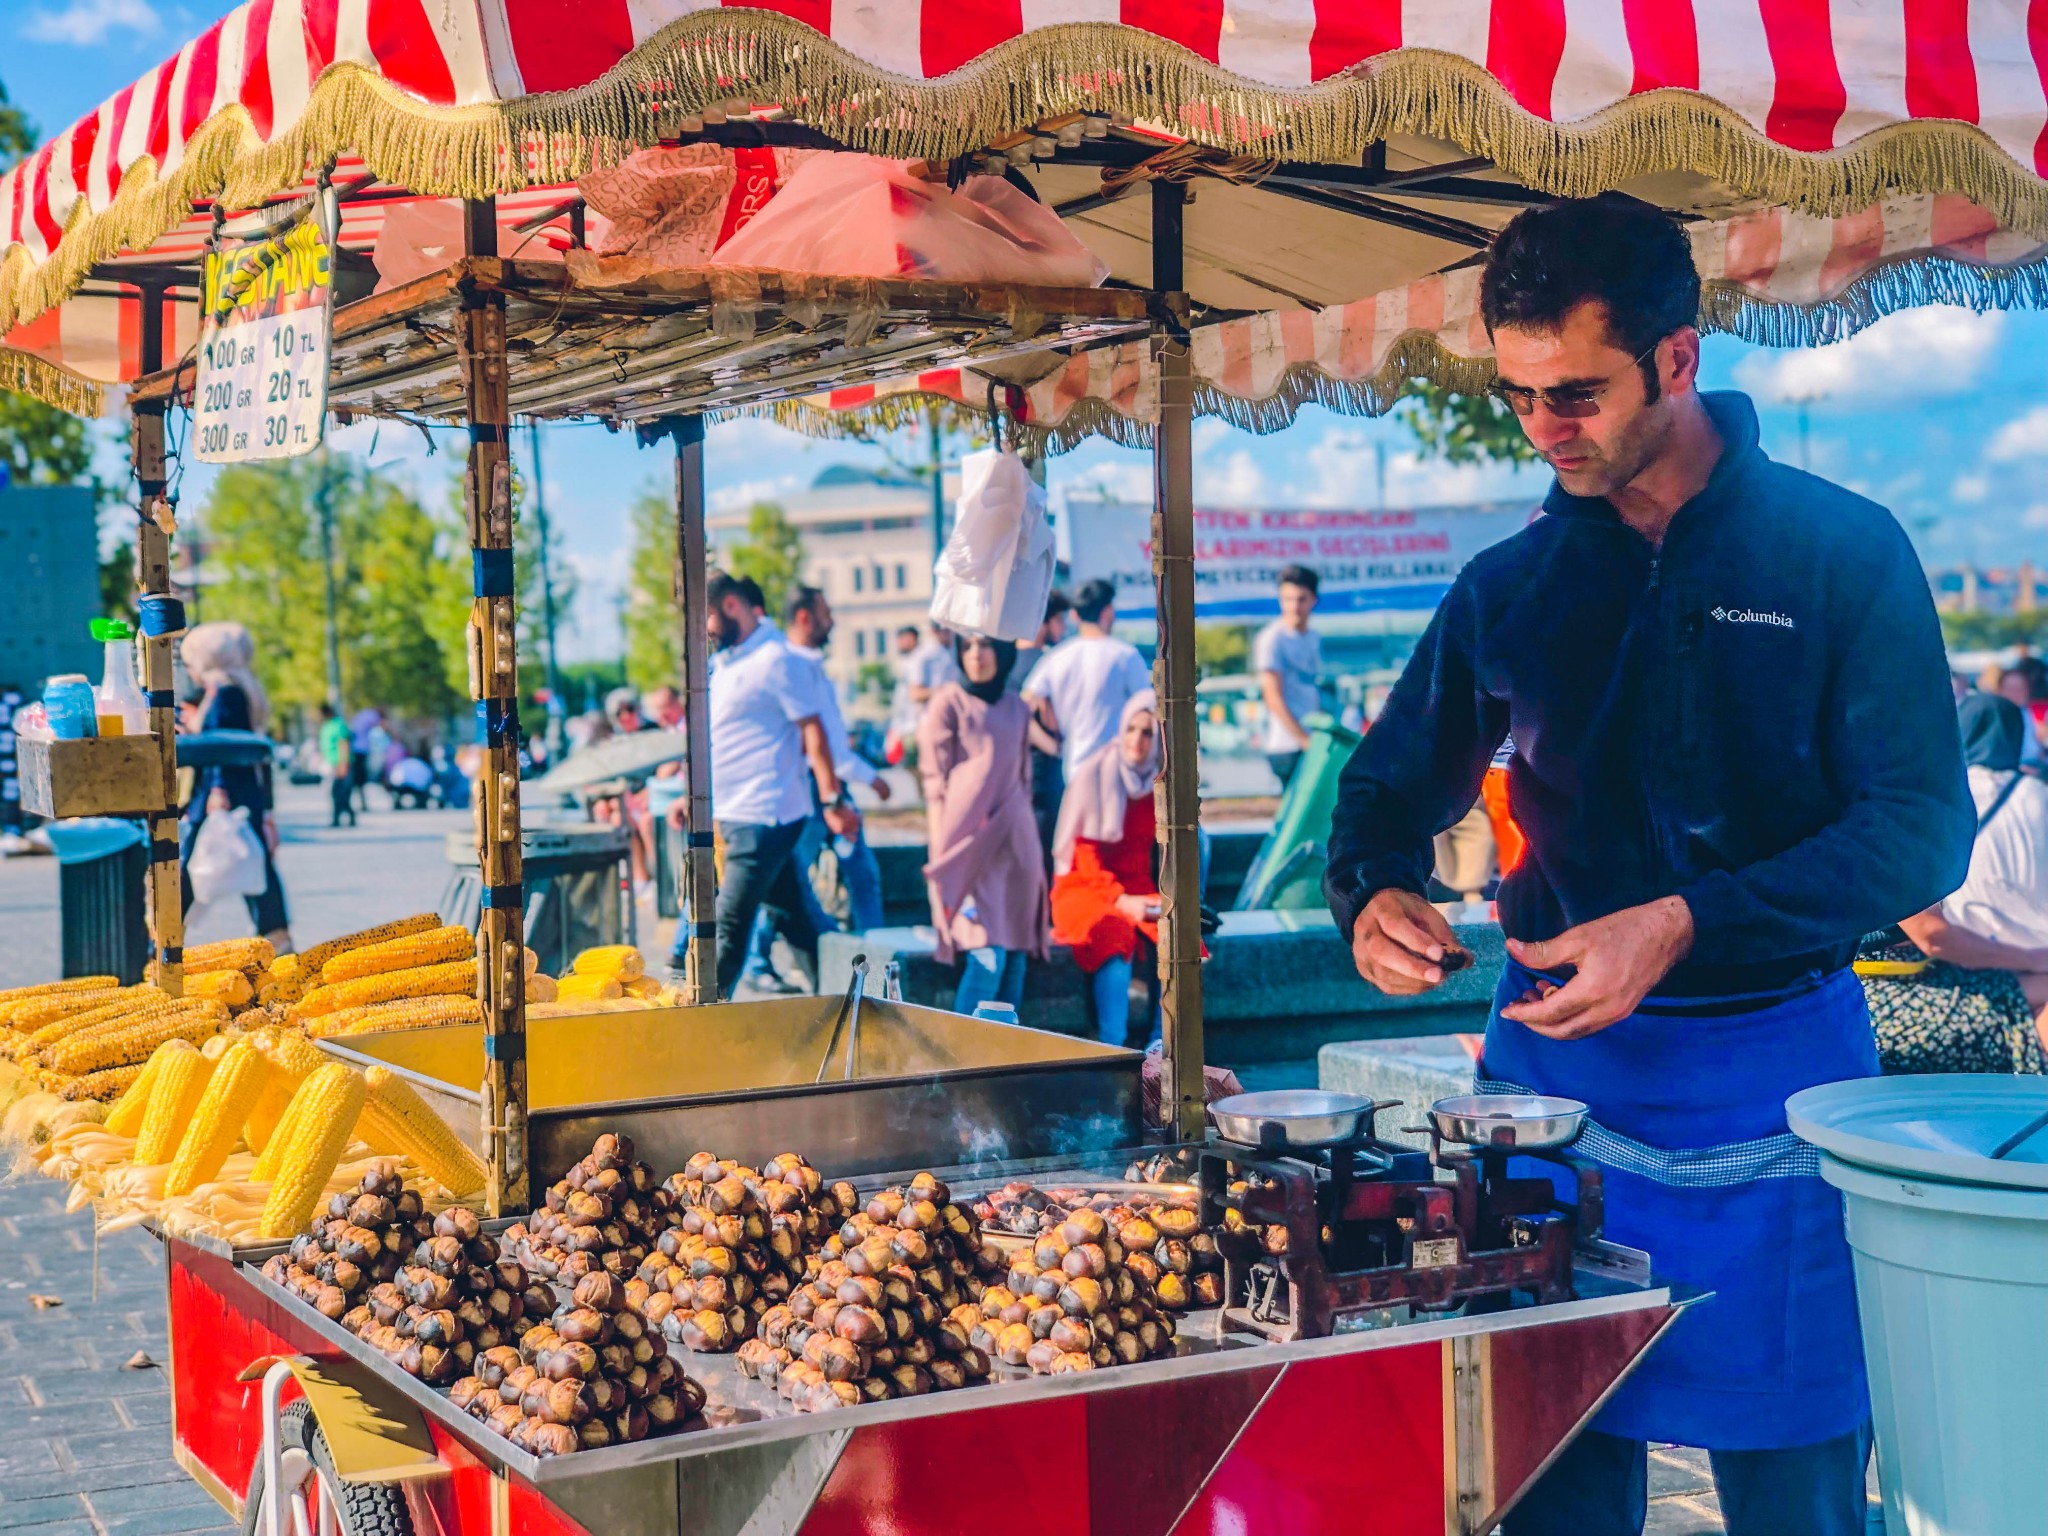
[{"xmin": 6, "ymin": 3, "xmax": 2048, "ymax": 1532}]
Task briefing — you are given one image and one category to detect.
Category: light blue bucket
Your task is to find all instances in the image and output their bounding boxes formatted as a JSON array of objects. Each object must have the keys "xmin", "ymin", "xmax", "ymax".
[{"xmin": 1791, "ymin": 1075, "xmax": 2048, "ymax": 1536}]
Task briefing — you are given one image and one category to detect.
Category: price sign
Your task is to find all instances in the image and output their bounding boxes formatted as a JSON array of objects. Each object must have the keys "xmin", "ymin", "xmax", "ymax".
[{"xmin": 194, "ymin": 212, "xmax": 332, "ymax": 462}]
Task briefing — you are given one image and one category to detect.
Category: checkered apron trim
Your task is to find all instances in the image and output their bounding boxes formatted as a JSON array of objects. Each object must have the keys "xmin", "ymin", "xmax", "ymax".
[{"xmin": 1473, "ymin": 1075, "xmax": 1824, "ymax": 1185}]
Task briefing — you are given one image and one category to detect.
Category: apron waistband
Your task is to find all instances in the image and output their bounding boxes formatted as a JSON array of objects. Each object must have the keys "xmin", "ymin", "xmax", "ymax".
[{"xmin": 1475, "ymin": 1074, "xmax": 1823, "ymax": 1186}]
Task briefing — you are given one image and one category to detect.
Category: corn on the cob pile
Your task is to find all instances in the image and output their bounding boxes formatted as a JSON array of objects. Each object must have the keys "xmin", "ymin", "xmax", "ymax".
[
  {"xmin": 244, "ymin": 1029, "xmax": 326, "ymax": 1156},
  {"xmin": 19, "ymin": 988, "xmax": 167, "ymax": 1053},
  {"xmin": 44, "ymin": 1001, "xmax": 226, "ymax": 1076},
  {"xmin": 297, "ymin": 914, "xmax": 441, "ymax": 980},
  {"xmin": 359, "ymin": 1066, "xmax": 485, "ymax": 1196},
  {"xmin": 305, "ymin": 997, "xmax": 482, "ymax": 1040},
  {"xmin": 104, "ymin": 1043, "xmax": 180, "ymax": 1137},
  {"xmin": 58, "ymin": 1063, "xmax": 147, "ymax": 1102},
  {"xmin": 293, "ymin": 960, "xmax": 478, "ymax": 1020},
  {"xmin": 570, "ymin": 945, "xmax": 645, "ymax": 982},
  {"xmin": 165, "ymin": 1041, "xmax": 271, "ymax": 1196},
  {"xmin": 259, "ymin": 1064, "xmax": 368, "ymax": 1238},
  {"xmin": 256, "ymin": 953, "xmax": 307, "ymax": 1006},
  {"xmin": 554, "ymin": 974, "xmax": 622, "ymax": 1002},
  {"xmin": 133, "ymin": 1043, "xmax": 214, "ymax": 1164},
  {"xmin": 183, "ymin": 968, "xmax": 255, "ymax": 1012},
  {"xmin": 318, "ymin": 925, "xmax": 475, "ymax": 986},
  {"xmin": 182, "ymin": 937, "xmax": 277, "ymax": 978},
  {"xmin": 0, "ymin": 980, "xmax": 122, "ymax": 1034}
]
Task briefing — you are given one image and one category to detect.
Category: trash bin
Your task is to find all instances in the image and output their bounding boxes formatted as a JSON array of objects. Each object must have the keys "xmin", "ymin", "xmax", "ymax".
[
  {"xmin": 1233, "ymin": 720, "xmax": 1360, "ymax": 911},
  {"xmin": 1789, "ymin": 1075, "xmax": 2048, "ymax": 1536},
  {"xmin": 47, "ymin": 817, "xmax": 150, "ymax": 983}
]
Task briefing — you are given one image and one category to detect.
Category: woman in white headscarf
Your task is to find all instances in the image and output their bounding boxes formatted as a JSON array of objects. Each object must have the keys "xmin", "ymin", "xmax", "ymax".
[
  {"xmin": 179, "ymin": 622, "xmax": 291, "ymax": 950},
  {"xmin": 1050, "ymin": 689, "xmax": 1163, "ymax": 1046}
]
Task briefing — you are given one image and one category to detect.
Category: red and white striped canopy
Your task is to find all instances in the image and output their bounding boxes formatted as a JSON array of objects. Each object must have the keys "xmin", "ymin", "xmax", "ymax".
[{"xmin": 7, "ymin": 0, "xmax": 2048, "ymax": 415}]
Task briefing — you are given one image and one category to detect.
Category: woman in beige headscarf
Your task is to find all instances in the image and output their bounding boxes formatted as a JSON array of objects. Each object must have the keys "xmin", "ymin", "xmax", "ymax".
[{"xmin": 179, "ymin": 622, "xmax": 291, "ymax": 950}]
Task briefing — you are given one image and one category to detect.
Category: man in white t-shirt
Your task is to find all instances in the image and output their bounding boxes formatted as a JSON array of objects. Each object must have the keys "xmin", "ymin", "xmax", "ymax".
[
  {"xmin": 1253, "ymin": 563, "xmax": 1324, "ymax": 789},
  {"xmin": 1022, "ymin": 578, "xmax": 1152, "ymax": 776},
  {"xmin": 682, "ymin": 570, "xmax": 854, "ymax": 997},
  {"xmin": 886, "ymin": 624, "xmax": 961, "ymax": 755}
]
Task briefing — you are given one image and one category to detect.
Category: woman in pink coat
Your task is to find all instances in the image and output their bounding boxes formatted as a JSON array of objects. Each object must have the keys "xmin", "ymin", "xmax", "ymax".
[{"xmin": 919, "ymin": 633, "xmax": 1049, "ymax": 1014}]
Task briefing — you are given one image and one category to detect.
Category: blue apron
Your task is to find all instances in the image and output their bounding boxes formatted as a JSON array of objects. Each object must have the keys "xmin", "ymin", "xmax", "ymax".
[{"xmin": 1481, "ymin": 960, "xmax": 1877, "ymax": 1451}]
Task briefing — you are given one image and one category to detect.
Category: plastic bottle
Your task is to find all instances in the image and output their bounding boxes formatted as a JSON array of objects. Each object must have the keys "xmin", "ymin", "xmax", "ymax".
[
  {"xmin": 91, "ymin": 618, "xmax": 149, "ymax": 738},
  {"xmin": 42, "ymin": 676, "xmax": 98, "ymax": 740}
]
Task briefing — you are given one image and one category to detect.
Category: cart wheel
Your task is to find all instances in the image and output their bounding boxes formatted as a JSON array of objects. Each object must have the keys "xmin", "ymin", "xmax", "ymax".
[{"xmin": 241, "ymin": 1400, "xmax": 414, "ymax": 1536}]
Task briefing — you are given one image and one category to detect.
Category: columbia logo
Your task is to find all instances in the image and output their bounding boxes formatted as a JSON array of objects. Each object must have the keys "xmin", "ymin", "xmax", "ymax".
[{"xmin": 1710, "ymin": 606, "xmax": 1795, "ymax": 629}]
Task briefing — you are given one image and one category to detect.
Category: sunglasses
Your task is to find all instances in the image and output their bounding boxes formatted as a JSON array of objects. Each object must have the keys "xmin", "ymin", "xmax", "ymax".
[{"xmin": 1489, "ymin": 338, "xmax": 1664, "ymax": 419}]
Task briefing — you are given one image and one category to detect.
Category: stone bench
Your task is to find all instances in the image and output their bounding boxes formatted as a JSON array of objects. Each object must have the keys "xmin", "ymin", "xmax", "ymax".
[
  {"xmin": 1318, "ymin": 1035, "xmax": 1482, "ymax": 1148},
  {"xmin": 818, "ymin": 914, "xmax": 1503, "ymax": 1065}
]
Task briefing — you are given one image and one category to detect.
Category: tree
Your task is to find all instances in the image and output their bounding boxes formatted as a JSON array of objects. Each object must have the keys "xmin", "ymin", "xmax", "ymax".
[
  {"xmin": 724, "ymin": 500, "xmax": 806, "ymax": 620},
  {"xmin": 1193, "ymin": 623, "xmax": 1251, "ymax": 680},
  {"xmin": 622, "ymin": 483, "xmax": 680, "ymax": 693},
  {"xmin": 1398, "ymin": 383, "xmax": 1537, "ymax": 467}
]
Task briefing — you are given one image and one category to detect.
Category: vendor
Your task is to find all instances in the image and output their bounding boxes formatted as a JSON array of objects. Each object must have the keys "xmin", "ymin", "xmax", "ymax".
[{"xmin": 1323, "ymin": 197, "xmax": 1972, "ymax": 1536}]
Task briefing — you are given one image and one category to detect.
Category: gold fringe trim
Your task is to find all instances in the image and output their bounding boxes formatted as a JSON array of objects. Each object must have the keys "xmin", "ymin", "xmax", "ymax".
[
  {"xmin": 8, "ymin": 19, "xmax": 2048, "ymax": 344},
  {"xmin": 0, "ymin": 346, "xmax": 105, "ymax": 416}
]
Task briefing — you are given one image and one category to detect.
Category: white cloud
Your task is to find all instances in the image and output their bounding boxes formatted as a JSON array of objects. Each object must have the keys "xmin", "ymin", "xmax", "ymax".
[
  {"xmin": 709, "ymin": 475, "xmax": 801, "ymax": 514},
  {"xmin": 1732, "ymin": 306, "xmax": 2003, "ymax": 403},
  {"xmin": 1204, "ymin": 449, "xmax": 1266, "ymax": 504},
  {"xmin": 1293, "ymin": 425, "xmax": 1544, "ymax": 510},
  {"xmin": 1989, "ymin": 405, "xmax": 2048, "ymax": 463},
  {"xmin": 1191, "ymin": 418, "xmax": 1237, "ymax": 456},
  {"xmin": 1953, "ymin": 472, "xmax": 1990, "ymax": 503},
  {"xmin": 2022, "ymin": 505, "xmax": 2048, "ymax": 530},
  {"xmin": 22, "ymin": 0, "xmax": 159, "ymax": 45}
]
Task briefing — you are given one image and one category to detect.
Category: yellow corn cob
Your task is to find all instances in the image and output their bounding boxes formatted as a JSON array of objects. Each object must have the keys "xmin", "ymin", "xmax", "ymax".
[
  {"xmin": 570, "ymin": 946, "xmax": 645, "ymax": 981},
  {"xmin": 257, "ymin": 1065, "xmax": 367, "ymax": 1238},
  {"xmin": 317, "ymin": 925, "xmax": 474, "ymax": 987},
  {"xmin": 0, "ymin": 984, "xmax": 123, "ymax": 1032},
  {"xmin": 60, "ymin": 1063, "xmax": 147, "ymax": 1103},
  {"xmin": 105, "ymin": 1041, "xmax": 184, "ymax": 1137},
  {"xmin": 555, "ymin": 974, "xmax": 622, "ymax": 1002},
  {"xmin": 621, "ymin": 975, "xmax": 663, "ymax": 999},
  {"xmin": 185, "ymin": 969, "xmax": 255, "ymax": 1011},
  {"xmin": 181, "ymin": 938, "xmax": 278, "ymax": 977},
  {"xmin": 292, "ymin": 960, "xmax": 478, "ymax": 1020},
  {"xmin": 258, "ymin": 1028, "xmax": 327, "ymax": 1081},
  {"xmin": 133, "ymin": 1044, "xmax": 215, "ymax": 1164},
  {"xmin": 527, "ymin": 974, "xmax": 558, "ymax": 1004},
  {"xmin": 23, "ymin": 988, "xmax": 167, "ymax": 1050},
  {"xmin": 165, "ymin": 1041, "xmax": 270, "ymax": 1196},
  {"xmin": 256, "ymin": 953, "xmax": 307, "ymax": 1006},
  {"xmin": 359, "ymin": 1065, "xmax": 485, "ymax": 1197},
  {"xmin": 307, "ymin": 997, "xmax": 482, "ymax": 1040},
  {"xmin": 44, "ymin": 1003, "xmax": 226, "ymax": 1076},
  {"xmin": 0, "ymin": 976, "xmax": 120, "ymax": 1007},
  {"xmin": 297, "ymin": 915, "xmax": 441, "ymax": 980}
]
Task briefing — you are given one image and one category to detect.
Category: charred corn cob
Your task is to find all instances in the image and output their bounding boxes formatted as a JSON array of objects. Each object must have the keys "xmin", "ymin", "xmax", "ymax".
[
  {"xmin": 184, "ymin": 969, "xmax": 254, "ymax": 1011},
  {"xmin": 306, "ymin": 997, "xmax": 482, "ymax": 1039},
  {"xmin": 0, "ymin": 976, "xmax": 119, "ymax": 1006},
  {"xmin": 22, "ymin": 988, "xmax": 165, "ymax": 1051},
  {"xmin": 0, "ymin": 983, "xmax": 123, "ymax": 1032},
  {"xmin": 255, "ymin": 953, "xmax": 307, "ymax": 1006},
  {"xmin": 257, "ymin": 1065, "xmax": 367, "ymax": 1238},
  {"xmin": 165, "ymin": 1041, "xmax": 270, "ymax": 1196},
  {"xmin": 359, "ymin": 1066, "xmax": 485, "ymax": 1196},
  {"xmin": 133, "ymin": 1043, "xmax": 214, "ymax": 1164},
  {"xmin": 59, "ymin": 1063, "xmax": 147, "ymax": 1103},
  {"xmin": 297, "ymin": 915, "xmax": 440, "ymax": 980},
  {"xmin": 181, "ymin": 937, "xmax": 277, "ymax": 977},
  {"xmin": 292, "ymin": 960, "xmax": 477, "ymax": 1020},
  {"xmin": 570, "ymin": 945, "xmax": 644, "ymax": 981},
  {"xmin": 104, "ymin": 1041, "xmax": 184, "ymax": 1137},
  {"xmin": 44, "ymin": 1002, "xmax": 226, "ymax": 1076},
  {"xmin": 317, "ymin": 925, "xmax": 474, "ymax": 987}
]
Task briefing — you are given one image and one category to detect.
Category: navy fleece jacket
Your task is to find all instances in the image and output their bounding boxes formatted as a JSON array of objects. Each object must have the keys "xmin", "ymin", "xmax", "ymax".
[{"xmin": 1324, "ymin": 391, "xmax": 1973, "ymax": 997}]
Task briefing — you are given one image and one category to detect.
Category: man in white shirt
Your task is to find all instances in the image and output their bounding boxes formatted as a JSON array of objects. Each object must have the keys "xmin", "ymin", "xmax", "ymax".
[
  {"xmin": 887, "ymin": 623, "xmax": 961, "ymax": 757},
  {"xmin": 682, "ymin": 571, "xmax": 856, "ymax": 996},
  {"xmin": 1254, "ymin": 563, "xmax": 1325, "ymax": 789},
  {"xmin": 1022, "ymin": 578, "xmax": 1151, "ymax": 775}
]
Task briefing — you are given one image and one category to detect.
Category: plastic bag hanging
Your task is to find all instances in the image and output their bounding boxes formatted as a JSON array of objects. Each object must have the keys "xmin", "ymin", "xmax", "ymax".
[{"xmin": 929, "ymin": 438, "xmax": 1056, "ymax": 643}]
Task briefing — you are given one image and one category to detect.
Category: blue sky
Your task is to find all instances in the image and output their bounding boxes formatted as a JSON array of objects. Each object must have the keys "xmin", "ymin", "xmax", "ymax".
[{"xmin": 8, "ymin": 0, "xmax": 2048, "ymax": 661}]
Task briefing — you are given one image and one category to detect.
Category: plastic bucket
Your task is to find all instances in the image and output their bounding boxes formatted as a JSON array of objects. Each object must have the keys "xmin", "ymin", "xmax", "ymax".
[{"xmin": 1816, "ymin": 1142, "xmax": 2048, "ymax": 1534}]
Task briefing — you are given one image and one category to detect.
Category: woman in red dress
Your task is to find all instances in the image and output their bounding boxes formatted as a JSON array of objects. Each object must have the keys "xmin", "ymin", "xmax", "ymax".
[{"xmin": 1051, "ymin": 690, "xmax": 1162, "ymax": 1046}]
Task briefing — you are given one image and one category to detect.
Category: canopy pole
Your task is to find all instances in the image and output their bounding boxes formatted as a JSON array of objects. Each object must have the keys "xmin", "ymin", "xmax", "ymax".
[
  {"xmin": 459, "ymin": 201, "xmax": 528, "ymax": 1215},
  {"xmin": 1150, "ymin": 182, "xmax": 1205, "ymax": 1141},
  {"xmin": 674, "ymin": 415, "xmax": 718, "ymax": 1004},
  {"xmin": 132, "ymin": 282, "xmax": 181, "ymax": 999}
]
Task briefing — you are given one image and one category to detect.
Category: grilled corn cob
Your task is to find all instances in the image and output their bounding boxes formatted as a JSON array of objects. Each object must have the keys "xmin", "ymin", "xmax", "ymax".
[
  {"xmin": 59, "ymin": 1063, "xmax": 147, "ymax": 1103},
  {"xmin": 104, "ymin": 1041, "xmax": 184, "ymax": 1137},
  {"xmin": 44, "ymin": 1002, "xmax": 226, "ymax": 1076},
  {"xmin": 255, "ymin": 953, "xmax": 307, "ymax": 1006},
  {"xmin": 317, "ymin": 925, "xmax": 474, "ymax": 987},
  {"xmin": 0, "ymin": 983, "xmax": 122, "ymax": 1032},
  {"xmin": 22, "ymin": 988, "xmax": 165, "ymax": 1051},
  {"xmin": 0, "ymin": 976, "xmax": 120, "ymax": 1006},
  {"xmin": 257, "ymin": 1065, "xmax": 367, "ymax": 1238},
  {"xmin": 184, "ymin": 969, "xmax": 254, "ymax": 1011},
  {"xmin": 182, "ymin": 937, "xmax": 277, "ymax": 977},
  {"xmin": 570, "ymin": 945, "xmax": 645, "ymax": 981},
  {"xmin": 359, "ymin": 1066, "xmax": 485, "ymax": 1196},
  {"xmin": 292, "ymin": 960, "xmax": 478, "ymax": 1020},
  {"xmin": 297, "ymin": 915, "xmax": 440, "ymax": 980},
  {"xmin": 133, "ymin": 1044, "xmax": 214, "ymax": 1164},
  {"xmin": 165, "ymin": 1041, "xmax": 270, "ymax": 1196},
  {"xmin": 554, "ymin": 974, "xmax": 622, "ymax": 1002},
  {"xmin": 306, "ymin": 997, "xmax": 482, "ymax": 1039}
]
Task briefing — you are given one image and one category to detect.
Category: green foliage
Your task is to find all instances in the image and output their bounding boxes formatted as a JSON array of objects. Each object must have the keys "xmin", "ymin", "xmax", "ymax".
[
  {"xmin": 547, "ymin": 660, "xmax": 628, "ymax": 718},
  {"xmin": 622, "ymin": 484, "xmax": 680, "ymax": 693},
  {"xmin": 0, "ymin": 79, "xmax": 31, "ymax": 163},
  {"xmin": 854, "ymin": 660, "xmax": 895, "ymax": 702},
  {"xmin": 1398, "ymin": 383, "xmax": 1537, "ymax": 467},
  {"xmin": 99, "ymin": 537, "xmax": 134, "ymax": 623},
  {"xmin": 724, "ymin": 501, "xmax": 806, "ymax": 621},
  {"xmin": 1941, "ymin": 612, "xmax": 2048, "ymax": 654},
  {"xmin": 1193, "ymin": 623, "xmax": 1251, "ymax": 680}
]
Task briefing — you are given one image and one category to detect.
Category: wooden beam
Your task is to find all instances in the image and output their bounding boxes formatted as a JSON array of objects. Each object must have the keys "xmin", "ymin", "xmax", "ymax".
[{"xmin": 672, "ymin": 417, "xmax": 717, "ymax": 1004}]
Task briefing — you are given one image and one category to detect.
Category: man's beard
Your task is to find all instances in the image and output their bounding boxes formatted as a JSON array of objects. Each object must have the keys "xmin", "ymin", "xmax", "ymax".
[
  {"xmin": 1549, "ymin": 402, "xmax": 1669, "ymax": 500},
  {"xmin": 711, "ymin": 613, "xmax": 742, "ymax": 650}
]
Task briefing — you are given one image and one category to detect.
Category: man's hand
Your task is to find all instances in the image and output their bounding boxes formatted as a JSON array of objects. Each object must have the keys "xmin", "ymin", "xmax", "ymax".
[
  {"xmin": 823, "ymin": 803, "xmax": 861, "ymax": 840},
  {"xmin": 870, "ymin": 777, "xmax": 893, "ymax": 803},
  {"xmin": 1350, "ymin": 888, "xmax": 1461, "ymax": 996},
  {"xmin": 1115, "ymin": 894, "xmax": 1157, "ymax": 924},
  {"xmin": 1499, "ymin": 896, "xmax": 1694, "ymax": 1039}
]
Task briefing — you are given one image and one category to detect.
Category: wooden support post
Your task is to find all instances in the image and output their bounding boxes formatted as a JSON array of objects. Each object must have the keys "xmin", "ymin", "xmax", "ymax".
[
  {"xmin": 673, "ymin": 416, "xmax": 717, "ymax": 1003},
  {"xmin": 459, "ymin": 206, "xmax": 528, "ymax": 1214},
  {"xmin": 1151, "ymin": 182, "xmax": 1205, "ymax": 1141},
  {"xmin": 132, "ymin": 284, "xmax": 181, "ymax": 998}
]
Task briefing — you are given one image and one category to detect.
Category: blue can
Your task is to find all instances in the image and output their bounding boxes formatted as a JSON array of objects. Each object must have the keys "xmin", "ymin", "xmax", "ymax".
[{"xmin": 43, "ymin": 675, "xmax": 98, "ymax": 740}]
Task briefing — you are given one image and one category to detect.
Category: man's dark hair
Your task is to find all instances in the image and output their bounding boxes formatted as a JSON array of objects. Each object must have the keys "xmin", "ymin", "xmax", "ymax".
[
  {"xmin": 1278, "ymin": 564, "xmax": 1319, "ymax": 597},
  {"xmin": 1480, "ymin": 195, "xmax": 1700, "ymax": 393},
  {"xmin": 707, "ymin": 570, "xmax": 765, "ymax": 612},
  {"xmin": 1074, "ymin": 579, "xmax": 1118, "ymax": 624},
  {"xmin": 783, "ymin": 584, "xmax": 825, "ymax": 629},
  {"xmin": 896, "ymin": 624, "xmax": 921, "ymax": 641},
  {"xmin": 1043, "ymin": 590, "xmax": 1073, "ymax": 621}
]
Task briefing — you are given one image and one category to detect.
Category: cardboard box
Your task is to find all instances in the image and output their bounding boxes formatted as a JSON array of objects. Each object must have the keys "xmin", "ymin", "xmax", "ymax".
[{"xmin": 17, "ymin": 734, "xmax": 168, "ymax": 819}]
